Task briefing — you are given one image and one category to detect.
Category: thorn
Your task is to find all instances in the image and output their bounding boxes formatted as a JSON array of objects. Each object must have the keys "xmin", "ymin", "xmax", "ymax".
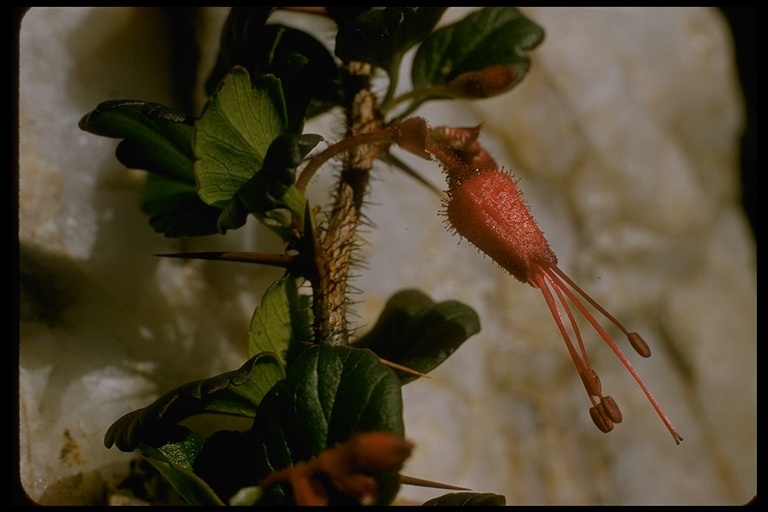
[
  {"xmin": 399, "ymin": 474, "xmax": 470, "ymax": 490},
  {"xmin": 378, "ymin": 358, "xmax": 429, "ymax": 379},
  {"xmin": 380, "ymin": 152, "xmax": 444, "ymax": 198},
  {"xmin": 301, "ymin": 201, "xmax": 322, "ymax": 284},
  {"xmin": 155, "ymin": 251, "xmax": 294, "ymax": 267}
]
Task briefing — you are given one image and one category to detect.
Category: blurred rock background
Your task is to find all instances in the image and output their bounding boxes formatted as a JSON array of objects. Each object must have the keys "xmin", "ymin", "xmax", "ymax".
[{"xmin": 15, "ymin": 7, "xmax": 755, "ymax": 505}]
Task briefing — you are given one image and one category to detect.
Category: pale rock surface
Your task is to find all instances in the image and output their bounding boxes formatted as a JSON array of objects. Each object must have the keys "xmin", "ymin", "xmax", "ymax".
[{"xmin": 18, "ymin": 7, "xmax": 755, "ymax": 505}]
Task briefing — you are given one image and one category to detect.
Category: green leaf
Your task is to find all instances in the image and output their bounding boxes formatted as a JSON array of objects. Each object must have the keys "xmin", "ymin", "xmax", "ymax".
[
  {"xmin": 140, "ymin": 174, "xmax": 222, "ymax": 237},
  {"xmin": 138, "ymin": 434, "xmax": 226, "ymax": 506},
  {"xmin": 216, "ymin": 133, "xmax": 321, "ymax": 236},
  {"xmin": 194, "ymin": 67, "xmax": 288, "ymax": 210},
  {"xmin": 353, "ymin": 289, "xmax": 481, "ymax": 384},
  {"xmin": 204, "ymin": 7, "xmax": 276, "ymax": 96},
  {"xmin": 248, "ymin": 346, "xmax": 405, "ymax": 505},
  {"xmin": 104, "ymin": 352, "xmax": 285, "ymax": 452},
  {"xmin": 205, "ymin": 9, "xmax": 341, "ymax": 125},
  {"xmin": 79, "ymin": 100, "xmax": 195, "ymax": 184},
  {"xmin": 422, "ymin": 492, "xmax": 507, "ymax": 506},
  {"xmin": 248, "ymin": 275, "xmax": 313, "ymax": 366},
  {"xmin": 335, "ymin": 7, "xmax": 447, "ymax": 79},
  {"xmin": 79, "ymin": 100, "xmax": 222, "ymax": 237},
  {"xmin": 411, "ymin": 7, "xmax": 544, "ymax": 102}
]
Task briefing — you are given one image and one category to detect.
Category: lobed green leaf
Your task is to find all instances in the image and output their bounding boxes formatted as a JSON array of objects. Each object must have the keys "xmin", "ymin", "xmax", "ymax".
[
  {"xmin": 79, "ymin": 100, "xmax": 195, "ymax": 183},
  {"xmin": 216, "ymin": 133, "xmax": 321, "ymax": 236},
  {"xmin": 139, "ymin": 174, "xmax": 221, "ymax": 237},
  {"xmin": 193, "ymin": 67, "xmax": 287, "ymax": 209},
  {"xmin": 79, "ymin": 100, "xmax": 223, "ymax": 237}
]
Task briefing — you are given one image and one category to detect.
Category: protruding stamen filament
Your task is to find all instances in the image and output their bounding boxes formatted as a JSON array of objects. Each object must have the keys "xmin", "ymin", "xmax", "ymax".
[
  {"xmin": 530, "ymin": 273, "xmax": 590, "ymax": 379},
  {"xmin": 550, "ymin": 266, "xmax": 649, "ymax": 355}
]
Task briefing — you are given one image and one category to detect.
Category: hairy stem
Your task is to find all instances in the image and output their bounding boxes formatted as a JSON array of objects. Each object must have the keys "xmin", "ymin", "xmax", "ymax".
[{"xmin": 311, "ymin": 62, "xmax": 383, "ymax": 345}]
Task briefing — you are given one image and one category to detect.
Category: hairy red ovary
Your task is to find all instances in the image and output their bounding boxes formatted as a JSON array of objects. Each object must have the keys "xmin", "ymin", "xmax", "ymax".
[{"xmin": 446, "ymin": 169, "xmax": 556, "ymax": 283}]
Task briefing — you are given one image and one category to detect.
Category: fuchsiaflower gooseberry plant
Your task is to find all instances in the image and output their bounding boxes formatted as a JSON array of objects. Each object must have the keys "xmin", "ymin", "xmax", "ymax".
[{"xmin": 78, "ymin": 7, "xmax": 680, "ymax": 506}]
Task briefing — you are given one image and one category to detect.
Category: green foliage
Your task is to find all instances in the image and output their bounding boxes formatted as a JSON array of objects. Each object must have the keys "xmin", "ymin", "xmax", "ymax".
[
  {"xmin": 103, "ymin": 352, "xmax": 285, "ymax": 452},
  {"xmin": 194, "ymin": 68, "xmax": 321, "ymax": 236},
  {"xmin": 354, "ymin": 289, "xmax": 481, "ymax": 384},
  {"xmin": 78, "ymin": 100, "xmax": 221, "ymax": 237},
  {"xmin": 194, "ymin": 69, "xmax": 287, "ymax": 209},
  {"xmin": 216, "ymin": 132, "xmax": 321, "ymax": 238},
  {"xmin": 205, "ymin": 8, "xmax": 342, "ymax": 126},
  {"xmin": 80, "ymin": 6, "xmax": 545, "ymax": 506}
]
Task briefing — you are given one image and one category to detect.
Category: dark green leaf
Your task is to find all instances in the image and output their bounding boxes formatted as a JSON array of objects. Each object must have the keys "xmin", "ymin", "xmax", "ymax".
[
  {"xmin": 204, "ymin": 7, "xmax": 275, "ymax": 96},
  {"xmin": 335, "ymin": 7, "xmax": 447, "ymax": 79},
  {"xmin": 256, "ymin": 24, "xmax": 343, "ymax": 125},
  {"xmin": 104, "ymin": 352, "xmax": 285, "ymax": 452},
  {"xmin": 353, "ymin": 289, "xmax": 480, "ymax": 384},
  {"xmin": 411, "ymin": 7, "xmax": 544, "ymax": 101},
  {"xmin": 206, "ymin": 8, "xmax": 341, "ymax": 125},
  {"xmin": 248, "ymin": 346, "xmax": 405, "ymax": 505},
  {"xmin": 248, "ymin": 275, "xmax": 314, "ymax": 366},
  {"xmin": 140, "ymin": 174, "xmax": 221, "ymax": 237},
  {"xmin": 138, "ymin": 434, "xmax": 226, "ymax": 506},
  {"xmin": 79, "ymin": 100, "xmax": 195, "ymax": 184},
  {"xmin": 216, "ymin": 133, "xmax": 321, "ymax": 236},
  {"xmin": 194, "ymin": 68, "xmax": 288, "ymax": 209},
  {"xmin": 422, "ymin": 492, "xmax": 507, "ymax": 506},
  {"xmin": 78, "ymin": 100, "xmax": 224, "ymax": 237}
]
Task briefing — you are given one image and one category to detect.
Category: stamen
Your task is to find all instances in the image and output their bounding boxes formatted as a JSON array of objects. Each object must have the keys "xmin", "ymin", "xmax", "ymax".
[
  {"xmin": 600, "ymin": 396, "xmax": 623, "ymax": 423},
  {"xmin": 543, "ymin": 267, "xmax": 683, "ymax": 444},
  {"xmin": 627, "ymin": 332, "xmax": 652, "ymax": 358},
  {"xmin": 579, "ymin": 368, "xmax": 602, "ymax": 397},
  {"xmin": 589, "ymin": 405, "xmax": 614, "ymax": 433}
]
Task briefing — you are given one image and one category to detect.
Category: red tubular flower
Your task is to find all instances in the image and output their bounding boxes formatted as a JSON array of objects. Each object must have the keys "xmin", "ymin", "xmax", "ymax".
[{"xmin": 429, "ymin": 125, "xmax": 682, "ymax": 444}]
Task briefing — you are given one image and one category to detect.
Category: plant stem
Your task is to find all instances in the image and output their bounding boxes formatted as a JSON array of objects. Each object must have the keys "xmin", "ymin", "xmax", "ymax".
[{"xmin": 311, "ymin": 62, "xmax": 382, "ymax": 346}]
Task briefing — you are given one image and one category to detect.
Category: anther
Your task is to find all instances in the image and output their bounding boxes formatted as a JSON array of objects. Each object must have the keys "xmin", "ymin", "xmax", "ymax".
[
  {"xmin": 600, "ymin": 396, "xmax": 623, "ymax": 423},
  {"xmin": 579, "ymin": 368, "xmax": 602, "ymax": 397},
  {"xmin": 627, "ymin": 332, "xmax": 652, "ymax": 358},
  {"xmin": 589, "ymin": 405, "xmax": 614, "ymax": 433}
]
